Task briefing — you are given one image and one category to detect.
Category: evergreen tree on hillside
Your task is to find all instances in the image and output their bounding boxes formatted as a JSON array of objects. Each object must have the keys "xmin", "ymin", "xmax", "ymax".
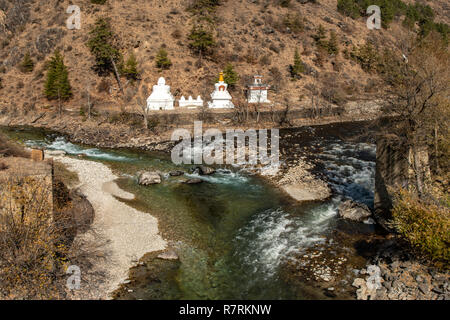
[
  {"xmin": 87, "ymin": 18, "xmax": 123, "ymax": 93},
  {"xmin": 155, "ymin": 47, "xmax": 172, "ymax": 70},
  {"xmin": 20, "ymin": 52, "xmax": 34, "ymax": 73},
  {"xmin": 327, "ymin": 31, "xmax": 339, "ymax": 55},
  {"xmin": 312, "ymin": 25, "xmax": 327, "ymax": 48},
  {"xmin": 290, "ymin": 49, "xmax": 305, "ymax": 79},
  {"xmin": 44, "ymin": 50, "xmax": 72, "ymax": 115},
  {"xmin": 188, "ymin": 26, "xmax": 215, "ymax": 57},
  {"xmin": 122, "ymin": 52, "xmax": 140, "ymax": 81},
  {"xmin": 222, "ymin": 63, "xmax": 239, "ymax": 88}
]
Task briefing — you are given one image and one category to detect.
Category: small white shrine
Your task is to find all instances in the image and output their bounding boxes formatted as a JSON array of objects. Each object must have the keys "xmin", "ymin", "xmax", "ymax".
[
  {"xmin": 208, "ymin": 72, "xmax": 234, "ymax": 109},
  {"xmin": 147, "ymin": 77, "xmax": 175, "ymax": 110},
  {"xmin": 179, "ymin": 95, "xmax": 204, "ymax": 108},
  {"xmin": 247, "ymin": 75, "xmax": 270, "ymax": 104}
]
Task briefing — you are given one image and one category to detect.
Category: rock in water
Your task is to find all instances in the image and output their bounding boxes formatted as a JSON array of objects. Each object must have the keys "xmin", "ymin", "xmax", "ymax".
[
  {"xmin": 157, "ymin": 249, "xmax": 179, "ymax": 261},
  {"xmin": 138, "ymin": 172, "xmax": 162, "ymax": 185},
  {"xmin": 169, "ymin": 170, "xmax": 185, "ymax": 176},
  {"xmin": 196, "ymin": 165, "xmax": 215, "ymax": 175},
  {"xmin": 338, "ymin": 200, "xmax": 372, "ymax": 222},
  {"xmin": 185, "ymin": 178, "xmax": 203, "ymax": 184}
]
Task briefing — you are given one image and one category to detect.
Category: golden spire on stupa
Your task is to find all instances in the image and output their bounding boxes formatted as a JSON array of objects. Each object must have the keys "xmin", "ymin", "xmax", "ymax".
[{"xmin": 219, "ymin": 72, "xmax": 224, "ymax": 82}]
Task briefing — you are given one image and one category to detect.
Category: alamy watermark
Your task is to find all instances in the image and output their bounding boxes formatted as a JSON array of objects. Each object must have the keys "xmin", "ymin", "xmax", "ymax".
[
  {"xmin": 367, "ymin": 5, "xmax": 381, "ymax": 30},
  {"xmin": 66, "ymin": 5, "xmax": 81, "ymax": 30},
  {"xmin": 171, "ymin": 121, "xmax": 280, "ymax": 171},
  {"xmin": 66, "ymin": 265, "xmax": 81, "ymax": 290}
]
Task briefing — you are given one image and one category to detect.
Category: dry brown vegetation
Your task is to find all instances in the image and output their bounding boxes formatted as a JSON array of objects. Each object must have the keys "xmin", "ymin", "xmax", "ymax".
[
  {"xmin": 0, "ymin": 132, "xmax": 30, "ymax": 158},
  {"xmin": 0, "ymin": 0, "xmax": 447, "ymax": 118}
]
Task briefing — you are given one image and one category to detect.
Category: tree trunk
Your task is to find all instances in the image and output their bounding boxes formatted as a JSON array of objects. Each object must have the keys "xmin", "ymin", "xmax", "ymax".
[
  {"xmin": 110, "ymin": 56, "xmax": 124, "ymax": 94},
  {"xmin": 144, "ymin": 112, "xmax": 148, "ymax": 129},
  {"xmin": 58, "ymin": 88, "xmax": 62, "ymax": 117},
  {"xmin": 87, "ymin": 89, "xmax": 91, "ymax": 119},
  {"xmin": 434, "ymin": 123, "xmax": 439, "ymax": 173}
]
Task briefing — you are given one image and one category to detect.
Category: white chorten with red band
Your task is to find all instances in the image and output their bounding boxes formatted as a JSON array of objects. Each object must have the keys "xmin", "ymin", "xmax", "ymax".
[
  {"xmin": 208, "ymin": 72, "xmax": 234, "ymax": 109},
  {"xmin": 247, "ymin": 75, "xmax": 270, "ymax": 104}
]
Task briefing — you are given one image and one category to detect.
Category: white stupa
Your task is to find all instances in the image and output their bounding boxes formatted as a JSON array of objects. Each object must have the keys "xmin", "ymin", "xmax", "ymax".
[
  {"xmin": 208, "ymin": 72, "xmax": 234, "ymax": 109},
  {"xmin": 147, "ymin": 77, "xmax": 175, "ymax": 110}
]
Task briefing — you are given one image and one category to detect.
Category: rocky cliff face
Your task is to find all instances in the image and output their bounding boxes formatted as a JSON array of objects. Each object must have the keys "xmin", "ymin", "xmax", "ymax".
[
  {"xmin": 375, "ymin": 135, "xmax": 431, "ymax": 228},
  {"xmin": 375, "ymin": 136, "xmax": 409, "ymax": 228}
]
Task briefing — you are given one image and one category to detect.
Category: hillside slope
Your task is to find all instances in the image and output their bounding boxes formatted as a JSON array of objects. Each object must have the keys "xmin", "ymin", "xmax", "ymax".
[{"xmin": 0, "ymin": 0, "xmax": 448, "ymax": 116}]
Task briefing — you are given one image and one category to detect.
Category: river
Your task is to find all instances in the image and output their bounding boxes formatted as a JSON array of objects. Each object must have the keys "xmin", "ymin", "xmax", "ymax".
[{"xmin": 0, "ymin": 121, "xmax": 379, "ymax": 300}]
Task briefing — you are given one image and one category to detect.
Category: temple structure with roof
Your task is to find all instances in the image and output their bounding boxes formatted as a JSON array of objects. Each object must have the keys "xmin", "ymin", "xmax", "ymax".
[{"xmin": 246, "ymin": 75, "xmax": 270, "ymax": 104}]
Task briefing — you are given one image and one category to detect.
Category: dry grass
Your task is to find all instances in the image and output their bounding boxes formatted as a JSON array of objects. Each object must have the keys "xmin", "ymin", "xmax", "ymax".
[
  {"xmin": 0, "ymin": 174, "xmax": 98, "ymax": 299},
  {"xmin": 0, "ymin": 132, "xmax": 30, "ymax": 158}
]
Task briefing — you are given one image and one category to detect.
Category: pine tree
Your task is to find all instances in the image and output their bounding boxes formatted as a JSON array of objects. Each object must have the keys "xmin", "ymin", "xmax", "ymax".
[
  {"xmin": 222, "ymin": 63, "xmax": 239, "ymax": 88},
  {"xmin": 44, "ymin": 50, "xmax": 72, "ymax": 115},
  {"xmin": 20, "ymin": 52, "xmax": 34, "ymax": 73},
  {"xmin": 326, "ymin": 31, "xmax": 339, "ymax": 55},
  {"xmin": 87, "ymin": 18, "xmax": 123, "ymax": 93},
  {"xmin": 122, "ymin": 52, "xmax": 140, "ymax": 80},
  {"xmin": 155, "ymin": 47, "xmax": 172, "ymax": 70},
  {"xmin": 313, "ymin": 25, "xmax": 326, "ymax": 44},
  {"xmin": 188, "ymin": 26, "xmax": 215, "ymax": 57},
  {"xmin": 290, "ymin": 49, "xmax": 305, "ymax": 79}
]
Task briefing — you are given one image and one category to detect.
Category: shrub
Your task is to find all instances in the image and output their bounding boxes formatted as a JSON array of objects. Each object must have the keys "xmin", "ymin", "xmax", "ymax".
[
  {"xmin": 221, "ymin": 63, "xmax": 239, "ymax": 88},
  {"xmin": 19, "ymin": 52, "xmax": 34, "ymax": 73},
  {"xmin": 90, "ymin": 0, "xmax": 107, "ymax": 4},
  {"xmin": 122, "ymin": 52, "xmax": 140, "ymax": 80},
  {"xmin": 278, "ymin": 0, "xmax": 291, "ymax": 8},
  {"xmin": 171, "ymin": 29, "xmax": 182, "ymax": 39},
  {"xmin": 391, "ymin": 189, "xmax": 450, "ymax": 265},
  {"xmin": 326, "ymin": 31, "xmax": 339, "ymax": 55},
  {"xmin": 155, "ymin": 47, "xmax": 172, "ymax": 70},
  {"xmin": 259, "ymin": 54, "xmax": 272, "ymax": 66},
  {"xmin": 282, "ymin": 13, "xmax": 304, "ymax": 34},
  {"xmin": 350, "ymin": 42, "xmax": 380, "ymax": 72},
  {"xmin": 312, "ymin": 25, "xmax": 327, "ymax": 47},
  {"xmin": 337, "ymin": 0, "xmax": 361, "ymax": 19}
]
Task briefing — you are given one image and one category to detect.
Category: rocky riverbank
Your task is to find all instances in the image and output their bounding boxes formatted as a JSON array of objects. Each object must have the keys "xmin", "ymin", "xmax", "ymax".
[
  {"xmin": 0, "ymin": 102, "xmax": 381, "ymax": 153},
  {"xmin": 352, "ymin": 240, "xmax": 449, "ymax": 300}
]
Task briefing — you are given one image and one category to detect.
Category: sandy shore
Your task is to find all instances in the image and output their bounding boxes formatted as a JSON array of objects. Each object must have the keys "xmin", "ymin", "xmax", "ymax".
[{"xmin": 51, "ymin": 154, "xmax": 167, "ymax": 299}]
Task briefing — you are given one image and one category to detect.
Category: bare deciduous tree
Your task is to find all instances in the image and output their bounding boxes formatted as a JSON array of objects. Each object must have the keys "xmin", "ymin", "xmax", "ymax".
[
  {"xmin": 381, "ymin": 33, "xmax": 450, "ymax": 195},
  {"xmin": 134, "ymin": 85, "xmax": 150, "ymax": 129}
]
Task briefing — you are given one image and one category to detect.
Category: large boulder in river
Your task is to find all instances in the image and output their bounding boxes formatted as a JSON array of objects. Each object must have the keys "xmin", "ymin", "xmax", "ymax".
[
  {"xmin": 195, "ymin": 165, "xmax": 215, "ymax": 175},
  {"xmin": 169, "ymin": 170, "xmax": 185, "ymax": 177},
  {"xmin": 338, "ymin": 200, "xmax": 372, "ymax": 222},
  {"xmin": 138, "ymin": 171, "xmax": 162, "ymax": 185}
]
